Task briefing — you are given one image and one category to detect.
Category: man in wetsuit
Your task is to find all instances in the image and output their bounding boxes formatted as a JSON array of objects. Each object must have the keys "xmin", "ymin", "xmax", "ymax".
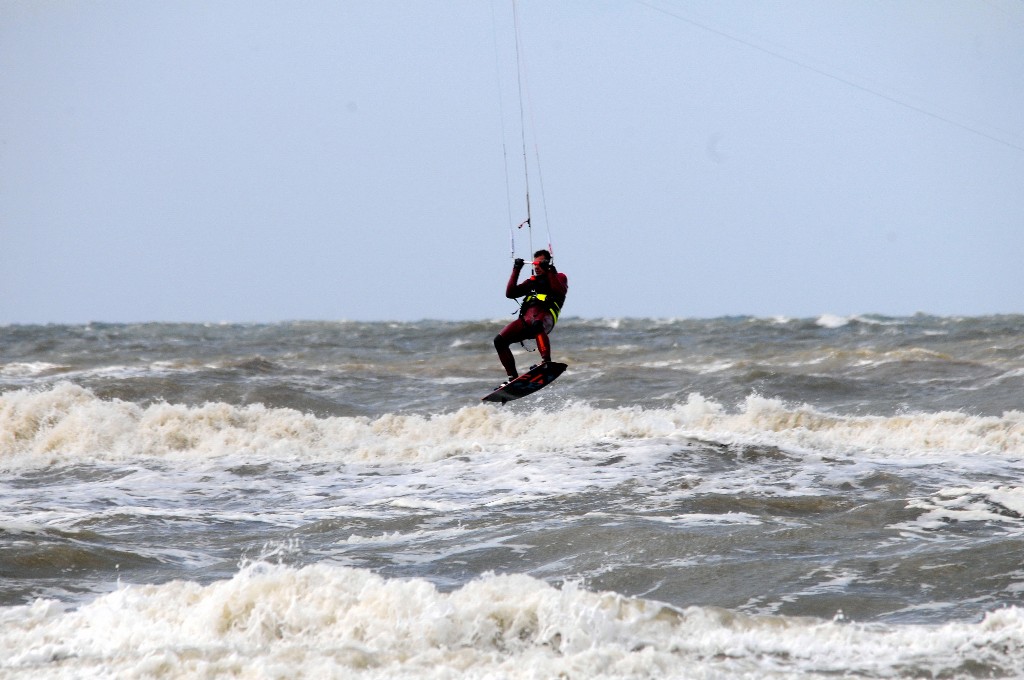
[{"xmin": 493, "ymin": 249, "xmax": 569, "ymax": 385}]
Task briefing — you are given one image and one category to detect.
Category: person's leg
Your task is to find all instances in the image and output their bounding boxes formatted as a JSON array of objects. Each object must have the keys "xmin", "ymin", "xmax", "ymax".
[
  {"xmin": 522, "ymin": 309, "xmax": 555, "ymax": 364},
  {"xmin": 494, "ymin": 319, "xmax": 530, "ymax": 380},
  {"xmin": 535, "ymin": 331, "xmax": 551, "ymax": 363}
]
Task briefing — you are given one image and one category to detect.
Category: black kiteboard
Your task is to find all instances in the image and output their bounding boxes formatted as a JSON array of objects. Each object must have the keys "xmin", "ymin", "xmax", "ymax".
[{"xmin": 481, "ymin": 362, "xmax": 567, "ymax": 404}]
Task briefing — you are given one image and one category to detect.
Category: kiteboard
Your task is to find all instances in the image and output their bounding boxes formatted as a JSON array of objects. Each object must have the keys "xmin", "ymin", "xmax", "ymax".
[{"xmin": 481, "ymin": 362, "xmax": 567, "ymax": 404}]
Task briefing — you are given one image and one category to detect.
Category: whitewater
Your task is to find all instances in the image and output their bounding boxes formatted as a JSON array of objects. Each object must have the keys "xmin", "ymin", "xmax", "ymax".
[{"xmin": 2, "ymin": 315, "xmax": 1024, "ymax": 678}]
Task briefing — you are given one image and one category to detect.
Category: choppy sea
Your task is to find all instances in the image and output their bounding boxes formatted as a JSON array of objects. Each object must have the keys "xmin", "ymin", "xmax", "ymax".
[{"xmin": 2, "ymin": 315, "xmax": 1024, "ymax": 678}]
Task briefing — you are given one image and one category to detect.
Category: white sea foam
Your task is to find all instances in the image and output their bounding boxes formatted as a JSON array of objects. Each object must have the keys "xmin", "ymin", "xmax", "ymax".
[
  {"xmin": 2, "ymin": 384, "xmax": 1024, "ymax": 469},
  {"xmin": 813, "ymin": 313, "xmax": 904, "ymax": 329},
  {"xmin": 816, "ymin": 314, "xmax": 850, "ymax": 329},
  {"xmin": 650, "ymin": 512, "xmax": 763, "ymax": 527},
  {"xmin": 898, "ymin": 485, "xmax": 1024, "ymax": 533},
  {"xmin": 1, "ymin": 562, "xmax": 1022, "ymax": 679},
  {"xmin": 0, "ymin": 362, "xmax": 67, "ymax": 377}
]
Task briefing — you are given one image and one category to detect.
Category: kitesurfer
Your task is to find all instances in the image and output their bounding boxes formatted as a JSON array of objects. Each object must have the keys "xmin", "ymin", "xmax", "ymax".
[{"xmin": 493, "ymin": 249, "xmax": 568, "ymax": 385}]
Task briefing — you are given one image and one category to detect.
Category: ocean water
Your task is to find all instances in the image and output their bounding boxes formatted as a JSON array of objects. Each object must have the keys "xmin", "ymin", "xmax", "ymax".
[{"xmin": 2, "ymin": 315, "xmax": 1024, "ymax": 678}]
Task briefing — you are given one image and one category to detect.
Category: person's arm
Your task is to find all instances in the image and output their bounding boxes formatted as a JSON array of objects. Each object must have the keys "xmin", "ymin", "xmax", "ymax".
[
  {"xmin": 539, "ymin": 262, "xmax": 567, "ymax": 297},
  {"xmin": 506, "ymin": 258, "xmax": 528, "ymax": 299},
  {"xmin": 547, "ymin": 270, "xmax": 567, "ymax": 297}
]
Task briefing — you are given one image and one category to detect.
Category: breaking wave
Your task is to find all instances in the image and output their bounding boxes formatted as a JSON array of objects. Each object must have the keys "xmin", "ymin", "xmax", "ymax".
[
  {"xmin": 3, "ymin": 562, "xmax": 1023, "ymax": 679},
  {"xmin": 2, "ymin": 383, "xmax": 1023, "ymax": 469}
]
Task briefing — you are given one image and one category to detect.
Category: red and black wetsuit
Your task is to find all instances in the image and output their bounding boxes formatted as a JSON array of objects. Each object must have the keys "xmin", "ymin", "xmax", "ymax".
[{"xmin": 493, "ymin": 262, "xmax": 569, "ymax": 379}]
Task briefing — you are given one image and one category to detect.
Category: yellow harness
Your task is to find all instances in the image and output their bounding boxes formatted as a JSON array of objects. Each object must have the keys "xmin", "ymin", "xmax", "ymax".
[{"xmin": 522, "ymin": 292, "xmax": 562, "ymax": 323}]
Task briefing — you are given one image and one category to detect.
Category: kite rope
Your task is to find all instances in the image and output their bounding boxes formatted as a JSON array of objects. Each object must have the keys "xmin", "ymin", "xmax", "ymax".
[
  {"xmin": 509, "ymin": 0, "xmax": 554, "ymax": 260},
  {"xmin": 512, "ymin": 0, "xmax": 534, "ymax": 257},
  {"xmin": 490, "ymin": 1, "xmax": 517, "ymax": 259}
]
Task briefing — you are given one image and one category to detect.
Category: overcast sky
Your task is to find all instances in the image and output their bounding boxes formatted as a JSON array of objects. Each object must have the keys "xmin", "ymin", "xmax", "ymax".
[{"xmin": 2, "ymin": 0, "xmax": 1022, "ymax": 324}]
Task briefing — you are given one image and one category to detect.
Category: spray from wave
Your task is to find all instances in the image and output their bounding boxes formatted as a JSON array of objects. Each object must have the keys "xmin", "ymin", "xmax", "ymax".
[
  {"xmin": 2, "ymin": 562, "xmax": 1023, "ymax": 679},
  {"xmin": 2, "ymin": 383, "xmax": 1022, "ymax": 469}
]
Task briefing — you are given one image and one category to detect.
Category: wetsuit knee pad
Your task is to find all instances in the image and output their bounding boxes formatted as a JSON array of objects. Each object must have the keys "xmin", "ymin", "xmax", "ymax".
[{"xmin": 493, "ymin": 334, "xmax": 508, "ymax": 349}]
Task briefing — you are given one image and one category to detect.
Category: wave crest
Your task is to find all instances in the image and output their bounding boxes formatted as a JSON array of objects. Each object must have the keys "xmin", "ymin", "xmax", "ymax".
[
  {"xmin": 3, "ymin": 562, "xmax": 1024, "ymax": 678},
  {"xmin": 2, "ymin": 384, "xmax": 1023, "ymax": 468}
]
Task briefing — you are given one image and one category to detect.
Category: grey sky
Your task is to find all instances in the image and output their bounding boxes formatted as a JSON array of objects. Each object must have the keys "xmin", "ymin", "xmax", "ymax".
[{"xmin": 2, "ymin": 0, "xmax": 1022, "ymax": 323}]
